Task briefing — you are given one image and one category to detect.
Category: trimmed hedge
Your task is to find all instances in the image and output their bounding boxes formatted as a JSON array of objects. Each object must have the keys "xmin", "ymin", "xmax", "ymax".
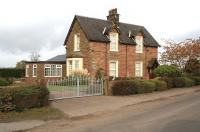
[
  {"xmin": 189, "ymin": 76, "xmax": 200, "ymax": 85},
  {"xmin": 136, "ymin": 80, "xmax": 156, "ymax": 94},
  {"xmin": 112, "ymin": 80, "xmax": 136, "ymax": 95},
  {"xmin": 0, "ymin": 85, "xmax": 49, "ymax": 112},
  {"xmin": 173, "ymin": 77, "xmax": 195, "ymax": 88},
  {"xmin": 0, "ymin": 68, "xmax": 25, "ymax": 78},
  {"xmin": 150, "ymin": 79, "xmax": 168, "ymax": 91},
  {"xmin": 0, "ymin": 78, "xmax": 9, "ymax": 86}
]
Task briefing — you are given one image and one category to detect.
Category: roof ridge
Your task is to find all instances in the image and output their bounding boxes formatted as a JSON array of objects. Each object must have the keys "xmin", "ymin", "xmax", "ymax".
[{"xmin": 75, "ymin": 15, "xmax": 143, "ymax": 28}]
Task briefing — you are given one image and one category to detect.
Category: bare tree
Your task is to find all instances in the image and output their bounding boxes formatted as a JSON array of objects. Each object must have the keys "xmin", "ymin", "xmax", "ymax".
[{"xmin": 30, "ymin": 52, "xmax": 40, "ymax": 61}]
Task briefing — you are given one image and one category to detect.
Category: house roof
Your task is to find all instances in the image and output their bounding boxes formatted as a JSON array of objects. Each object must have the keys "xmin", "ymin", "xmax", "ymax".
[
  {"xmin": 47, "ymin": 54, "xmax": 66, "ymax": 62},
  {"xmin": 64, "ymin": 15, "xmax": 160, "ymax": 47},
  {"xmin": 25, "ymin": 54, "xmax": 66, "ymax": 64}
]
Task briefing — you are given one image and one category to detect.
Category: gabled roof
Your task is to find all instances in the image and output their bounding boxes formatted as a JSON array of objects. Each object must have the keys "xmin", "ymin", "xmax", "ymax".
[
  {"xmin": 64, "ymin": 15, "xmax": 160, "ymax": 47},
  {"xmin": 47, "ymin": 54, "xmax": 66, "ymax": 62}
]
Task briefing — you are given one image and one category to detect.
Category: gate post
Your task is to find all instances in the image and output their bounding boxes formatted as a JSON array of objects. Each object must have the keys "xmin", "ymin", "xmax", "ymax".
[{"xmin": 77, "ymin": 77, "xmax": 80, "ymax": 97}]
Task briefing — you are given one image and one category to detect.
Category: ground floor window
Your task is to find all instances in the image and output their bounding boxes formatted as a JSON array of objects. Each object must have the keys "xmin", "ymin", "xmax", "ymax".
[
  {"xmin": 109, "ymin": 60, "xmax": 118, "ymax": 77},
  {"xmin": 67, "ymin": 58, "xmax": 83, "ymax": 76},
  {"xmin": 44, "ymin": 64, "xmax": 62, "ymax": 77},
  {"xmin": 32, "ymin": 64, "xmax": 37, "ymax": 77},
  {"xmin": 26, "ymin": 64, "xmax": 29, "ymax": 77},
  {"xmin": 135, "ymin": 61, "xmax": 143, "ymax": 77}
]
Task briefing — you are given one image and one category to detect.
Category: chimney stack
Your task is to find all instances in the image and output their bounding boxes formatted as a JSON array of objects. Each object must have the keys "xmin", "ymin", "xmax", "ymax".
[{"xmin": 107, "ymin": 8, "xmax": 119, "ymax": 27}]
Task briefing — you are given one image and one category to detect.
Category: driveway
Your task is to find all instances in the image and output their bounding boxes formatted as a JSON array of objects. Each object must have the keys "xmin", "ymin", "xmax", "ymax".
[
  {"xmin": 28, "ymin": 88, "xmax": 200, "ymax": 132},
  {"xmin": 51, "ymin": 86, "xmax": 200, "ymax": 118}
]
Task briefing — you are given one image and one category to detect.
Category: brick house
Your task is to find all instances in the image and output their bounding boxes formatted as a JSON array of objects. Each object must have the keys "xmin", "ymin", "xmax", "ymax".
[
  {"xmin": 25, "ymin": 8, "xmax": 160, "ymax": 82},
  {"xmin": 64, "ymin": 8, "xmax": 160, "ymax": 78},
  {"xmin": 25, "ymin": 54, "xmax": 66, "ymax": 82}
]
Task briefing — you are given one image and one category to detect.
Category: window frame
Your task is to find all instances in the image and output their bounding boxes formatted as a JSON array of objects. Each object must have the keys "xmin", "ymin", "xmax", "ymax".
[
  {"xmin": 66, "ymin": 58, "xmax": 83, "ymax": 76},
  {"xmin": 109, "ymin": 60, "xmax": 118, "ymax": 77},
  {"xmin": 44, "ymin": 64, "xmax": 62, "ymax": 77},
  {"xmin": 74, "ymin": 33, "xmax": 80, "ymax": 51},
  {"xmin": 25, "ymin": 64, "xmax": 29, "ymax": 77},
  {"xmin": 135, "ymin": 61, "xmax": 143, "ymax": 77},
  {"xmin": 135, "ymin": 36, "xmax": 143, "ymax": 53},
  {"xmin": 32, "ymin": 64, "xmax": 37, "ymax": 77},
  {"xmin": 109, "ymin": 32, "xmax": 118, "ymax": 51}
]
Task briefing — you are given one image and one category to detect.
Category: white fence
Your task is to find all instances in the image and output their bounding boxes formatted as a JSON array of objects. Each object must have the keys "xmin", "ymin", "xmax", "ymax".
[{"xmin": 47, "ymin": 77, "xmax": 104, "ymax": 100}]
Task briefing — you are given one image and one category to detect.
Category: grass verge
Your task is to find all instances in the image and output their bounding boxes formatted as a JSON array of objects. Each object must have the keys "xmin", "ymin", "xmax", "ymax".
[{"xmin": 0, "ymin": 106, "xmax": 65, "ymax": 123}]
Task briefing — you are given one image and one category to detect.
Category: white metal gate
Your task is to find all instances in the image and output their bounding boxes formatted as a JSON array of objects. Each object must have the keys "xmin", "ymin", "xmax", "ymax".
[{"xmin": 47, "ymin": 77, "xmax": 103, "ymax": 100}]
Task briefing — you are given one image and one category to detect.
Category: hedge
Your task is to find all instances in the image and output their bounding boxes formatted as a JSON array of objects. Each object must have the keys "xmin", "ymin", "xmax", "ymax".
[
  {"xmin": 0, "ymin": 85, "xmax": 49, "ymax": 112},
  {"xmin": 161, "ymin": 78, "xmax": 174, "ymax": 88},
  {"xmin": 0, "ymin": 68, "xmax": 25, "ymax": 78},
  {"xmin": 150, "ymin": 79, "xmax": 168, "ymax": 91},
  {"xmin": 173, "ymin": 77, "xmax": 195, "ymax": 88},
  {"xmin": 189, "ymin": 76, "xmax": 200, "ymax": 85},
  {"xmin": 112, "ymin": 80, "xmax": 136, "ymax": 95},
  {"xmin": 136, "ymin": 80, "xmax": 156, "ymax": 94},
  {"xmin": 0, "ymin": 78, "xmax": 9, "ymax": 86}
]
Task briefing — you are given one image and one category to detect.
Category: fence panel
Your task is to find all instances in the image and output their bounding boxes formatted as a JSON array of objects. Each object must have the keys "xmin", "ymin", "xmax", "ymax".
[{"xmin": 47, "ymin": 77, "xmax": 103, "ymax": 100}]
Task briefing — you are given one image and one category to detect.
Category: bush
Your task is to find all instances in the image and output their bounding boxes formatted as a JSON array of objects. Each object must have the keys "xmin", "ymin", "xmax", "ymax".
[
  {"xmin": 0, "ymin": 85, "xmax": 49, "ymax": 112},
  {"xmin": 153, "ymin": 65, "xmax": 182, "ymax": 78},
  {"xmin": 173, "ymin": 77, "xmax": 195, "ymax": 88},
  {"xmin": 189, "ymin": 76, "xmax": 200, "ymax": 85},
  {"xmin": 136, "ymin": 80, "xmax": 156, "ymax": 94},
  {"xmin": 150, "ymin": 79, "xmax": 168, "ymax": 91},
  {"xmin": 0, "ymin": 68, "xmax": 25, "ymax": 78},
  {"xmin": 161, "ymin": 78, "xmax": 174, "ymax": 88},
  {"xmin": 0, "ymin": 78, "xmax": 9, "ymax": 86},
  {"xmin": 112, "ymin": 80, "xmax": 136, "ymax": 95}
]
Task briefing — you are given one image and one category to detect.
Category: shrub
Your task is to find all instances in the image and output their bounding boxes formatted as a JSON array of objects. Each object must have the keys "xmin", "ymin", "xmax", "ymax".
[
  {"xmin": 189, "ymin": 76, "xmax": 200, "ymax": 85},
  {"xmin": 0, "ymin": 68, "xmax": 25, "ymax": 78},
  {"xmin": 150, "ymin": 79, "xmax": 168, "ymax": 91},
  {"xmin": 0, "ymin": 85, "xmax": 49, "ymax": 112},
  {"xmin": 161, "ymin": 78, "xmax": 174, "ymax": 88},
  {"xmin": 136, "ymin": 80, "xmax": 156, "ymax": 94},
  {"xmin": 112, "ymin": 80, "xmax": 136, "ymax": 95},
  {"xmin": 153, "ymin": 65, "xmax": 182, "ymax": 78},
  {"xmin": 173, "ymin": 77, "xmax": 195, "ymax": 88},
  {"xmin": 0, "ymin": 78, "xmax": 9, "ymax": 86}
]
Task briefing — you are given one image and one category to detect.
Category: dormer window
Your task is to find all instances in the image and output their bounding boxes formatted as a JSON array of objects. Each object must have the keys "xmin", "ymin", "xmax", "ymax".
[
  {"xmin": 135, "ymin": 36, "xmax": 143, "ymax": 53},
  {"xmin": 110, "ymin": 32, "xmax": 118, "ymax": 51},
  {"xmin": 74, "ymin": 33, "xmax": 80, "ymax": 51}
]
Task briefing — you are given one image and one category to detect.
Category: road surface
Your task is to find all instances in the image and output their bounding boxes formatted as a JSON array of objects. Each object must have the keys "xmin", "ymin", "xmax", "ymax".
[{"xmin": 28, "ymin": 91, "xmax": 200, "ymax": 132}]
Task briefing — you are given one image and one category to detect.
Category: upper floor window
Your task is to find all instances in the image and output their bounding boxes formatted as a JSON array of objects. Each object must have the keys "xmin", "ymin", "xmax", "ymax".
[
  {"xmin": 74, "ymin": 33, "xmax": 80, "ymax": 51},
  {"xmin": 110, "ymin": 33, "xmax": 118, "ymax": 51},
  {"xmin": 25, "ymin": 64, "xmax": 29, "ymax": 77},
  {"xmin": 135, "ymin": 36, "xmax": 143, "ymax": 53},
  {"xmin": 32, "ymin": 64, "xmax": 37, "ymax": 77}
]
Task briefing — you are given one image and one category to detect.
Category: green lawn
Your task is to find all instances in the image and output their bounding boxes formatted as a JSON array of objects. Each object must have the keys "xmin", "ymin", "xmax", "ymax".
[{"xmin": 0, "ymin": 107, "xmax": 65, "ymax": 123}]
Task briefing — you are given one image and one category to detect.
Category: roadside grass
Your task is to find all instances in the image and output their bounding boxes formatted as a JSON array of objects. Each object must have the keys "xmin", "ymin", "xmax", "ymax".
[{"xmin": 0, "ymin": 106, "xmax": 65, "ymax": 123}]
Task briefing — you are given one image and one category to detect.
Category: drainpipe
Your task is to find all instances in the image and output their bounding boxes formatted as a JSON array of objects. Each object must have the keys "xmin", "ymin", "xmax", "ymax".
[{"xmin": 126, "ymin": 44, "xmax": 128, "ymax": 77}]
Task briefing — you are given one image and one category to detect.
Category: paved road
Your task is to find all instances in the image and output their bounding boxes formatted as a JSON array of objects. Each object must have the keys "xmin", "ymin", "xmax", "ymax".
[{"xmin": 29, "ymin": 91, "xmax": 200, "ymax": 132}]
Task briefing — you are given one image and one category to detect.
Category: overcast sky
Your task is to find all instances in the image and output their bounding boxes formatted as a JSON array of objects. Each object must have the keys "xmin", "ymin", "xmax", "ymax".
[{"xmin": 0, "ymin": 0, "xmax": 200, "ymax": 67}]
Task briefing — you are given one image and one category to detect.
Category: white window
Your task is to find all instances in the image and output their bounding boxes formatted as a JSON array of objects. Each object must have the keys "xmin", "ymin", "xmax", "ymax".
[
  {"xmin": 109, "ymin": 61, "xmax": 118, "ymax": 77},
  {"xmin": 32, "ymin": 64, "xmax": 37, "ymax": 77},
  {"xmin": 44, "ymin": 64, "xmax": 62, "ymax": 77},
  {"xmin": 25, "ymin": 64, "xmax": 29, "ymax": 77},
  {"xmin": 135, "ymin": 61, "xmax": 143, "ymax": 77},
  {"xmin": 110, "ymin": 33, "xmax": 118, "ymax": 51},
  {"xmin": 74, "ymin": 33, "xmax": 80, "ymax": 51},
  {"xmin": 67, "ymin": 58, "xmax": 83, "ymax": 76},
  {"xmin": 135, "ymin": 36, "xmax": 143, "ymax": 53}
]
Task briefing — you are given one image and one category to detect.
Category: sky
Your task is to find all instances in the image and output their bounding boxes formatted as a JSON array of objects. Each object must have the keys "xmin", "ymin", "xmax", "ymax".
[{"xmin": 0, "ymin": 0, "xmax": 200, "ymax": 67}]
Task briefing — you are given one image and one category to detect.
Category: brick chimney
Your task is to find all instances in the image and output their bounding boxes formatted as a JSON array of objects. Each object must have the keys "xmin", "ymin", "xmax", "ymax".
[{"xmin": 107, "ymin": 8, "xmax": 119, "ymax": 27}]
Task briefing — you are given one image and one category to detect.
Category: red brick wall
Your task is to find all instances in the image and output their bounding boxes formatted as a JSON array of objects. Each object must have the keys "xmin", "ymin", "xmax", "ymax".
[
  {"xmin": 25, "ymin": 63, "xmax": 66, "ymax": 83},
  {"xmin": 65, "ymin": 20, "xmax": 158, "ymax": 78}
]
